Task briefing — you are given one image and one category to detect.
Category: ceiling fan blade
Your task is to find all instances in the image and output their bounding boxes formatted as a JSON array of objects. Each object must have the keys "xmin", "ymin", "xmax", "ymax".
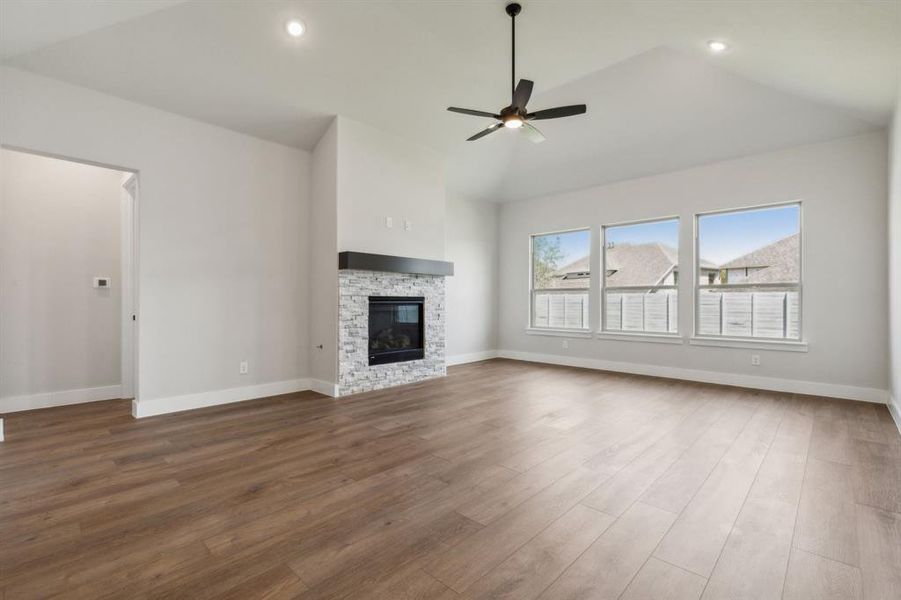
[
  {"xmin": 448, "ymin": 107, "xmax": 501, "ymax": 119},
  {"xmin": 522, "ymin": 122, "xmax": 545, "ymax": 144},
  {"xmin": 527, "ymin": 104, "xmax": 587, "ymax": 120},
  {"xmin": 511, "ymin": 79, "xmax": 534, "ymax": 111},
  {"xmin": 467, "ymin": 122, "xmax": 504, "ymax": 141}
]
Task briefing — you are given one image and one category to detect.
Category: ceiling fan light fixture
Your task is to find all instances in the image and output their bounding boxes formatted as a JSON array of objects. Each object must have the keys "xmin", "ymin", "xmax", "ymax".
[
  {"xmin": 503, "ymin": 116, "xmax": 524, "ymax": 129},
  {"xmin": 707, "ymin": 40, "xmax": 728, "ymax": 53}
]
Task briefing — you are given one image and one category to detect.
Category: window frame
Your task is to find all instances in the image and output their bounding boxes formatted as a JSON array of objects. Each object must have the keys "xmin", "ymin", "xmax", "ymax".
[
  {"xmin": 600, "ymin": 215, "xmax": 681, "ymax": 336},
  {"xmin": 528, "ymin": 227, "xmax": 592, "ymax": 332},
  {"xmin": 692, "ymin": 200, "xmax": 804, "ymax": 343}
]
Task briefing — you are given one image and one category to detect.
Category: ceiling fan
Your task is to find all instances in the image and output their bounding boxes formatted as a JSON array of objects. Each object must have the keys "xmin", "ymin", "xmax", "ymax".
[{"xmin": 447, "ymin": 2, "xmax": 587, "ymax": 143}]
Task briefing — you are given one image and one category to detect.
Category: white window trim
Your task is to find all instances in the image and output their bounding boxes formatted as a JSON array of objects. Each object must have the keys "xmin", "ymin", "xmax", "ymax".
[
  {"xmin": 690, "ymin": 336, "xmax": 808, "ymax": 352},
  {"xmin": 693, "ymin": 200, "xmax": 805, "ymax": 344},
  {"xmin": 529, "ymin": 227, "xmax": 592, "ymax": 332},
  {"xmin": 596, "ymin": 331, "xmax": 684, "ymax": 345},
  {"xmin": 601, "ymin": 215, "xmax": 681, "ymax": 336},
  {"xmin": 526, "ymin": 327, "xmax": 592, "ymax": 338}
]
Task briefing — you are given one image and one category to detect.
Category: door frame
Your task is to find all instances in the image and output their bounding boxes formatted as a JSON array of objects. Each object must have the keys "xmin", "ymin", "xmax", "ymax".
[{"xmin": 1, "ymin": 144, "xmax": 141, "ymax": 407}]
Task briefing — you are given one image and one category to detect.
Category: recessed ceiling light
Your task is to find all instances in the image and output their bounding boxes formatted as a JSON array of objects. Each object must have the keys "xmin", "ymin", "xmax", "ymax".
[
  {"xmin": 707, "ymin": 40, "xmax": 728, "ymax": 53},
  {"xmin": 286, "ymin": 19, "xmax": 306, "ymax": 38}
]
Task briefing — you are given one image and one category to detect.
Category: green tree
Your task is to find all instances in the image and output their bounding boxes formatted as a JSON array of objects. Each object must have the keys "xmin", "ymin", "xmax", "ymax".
[{"xmin": 533, "ymin": 235, "xmax": 564, "ymax": 288}]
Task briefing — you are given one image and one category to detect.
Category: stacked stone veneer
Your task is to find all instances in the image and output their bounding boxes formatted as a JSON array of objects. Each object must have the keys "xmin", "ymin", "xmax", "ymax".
[{"xmin": 338, "ymin": 269, "xmax": 446, "ymax": 395}]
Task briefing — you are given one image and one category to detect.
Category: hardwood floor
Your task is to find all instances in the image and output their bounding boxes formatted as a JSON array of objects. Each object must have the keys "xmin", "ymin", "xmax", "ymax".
[{"xmin": 1, "ymin": 359, "xmax": 899, "ymax": 599}]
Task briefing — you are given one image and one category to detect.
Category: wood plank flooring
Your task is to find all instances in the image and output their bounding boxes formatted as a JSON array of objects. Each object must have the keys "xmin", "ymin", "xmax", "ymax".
[{"xmin": 1, "ymin": 359, "xmax": 899, "ymax": 599}]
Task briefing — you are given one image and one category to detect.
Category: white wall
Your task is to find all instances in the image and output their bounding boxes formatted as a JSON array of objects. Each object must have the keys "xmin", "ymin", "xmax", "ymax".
[
  {"xmin": 308, "ymin": 119, "xmax": 339, "ymax": 389},
  {"xmin": 498, "ymin": 132, "xmax": 889, "ymax": 401},
  {"xmin": 336, "ymin": 116, "xmax": 446, "ymax": 261},
  {"xmin": 889, "ymin": 90, "xmax": 901, "ymax": 425},
  {"xmin": 0, "ymin": 67, "xmax": 311, "ymax": 415},
  {"xmin": 446, "ymin": 193, "xmax": 498, "ymax": 363},
  {"xmin": 1, "ymin": 149, "xmax": 123, "ymax": 402}
]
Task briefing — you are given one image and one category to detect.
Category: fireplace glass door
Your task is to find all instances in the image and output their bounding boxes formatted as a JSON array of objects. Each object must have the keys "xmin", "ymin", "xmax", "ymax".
[{"xmin": 368, "ymin": 296, "xmax": 425, "ymax": 365}]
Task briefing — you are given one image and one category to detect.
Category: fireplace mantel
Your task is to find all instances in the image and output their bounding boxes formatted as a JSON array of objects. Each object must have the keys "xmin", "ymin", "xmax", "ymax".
[{"xmin": 338, "ymin": 251, "xmax": 454, "ymax": 277}]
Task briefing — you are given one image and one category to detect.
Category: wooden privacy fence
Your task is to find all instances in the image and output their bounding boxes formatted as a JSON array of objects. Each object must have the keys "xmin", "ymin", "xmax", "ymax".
[
  {"xmin": 698, "ymin": 290, "xmax": 799, "ymax": 338},
  {"xmin": 533, "ymin": 291, "xmax": 589, "ymax": 329},
  {"xmin": 535, "ymin": 289, "xmax": 800, "ymax": 339},
  {"xmin": 605, "ymin": 290, "xmax": 678, "ymax": 333}
]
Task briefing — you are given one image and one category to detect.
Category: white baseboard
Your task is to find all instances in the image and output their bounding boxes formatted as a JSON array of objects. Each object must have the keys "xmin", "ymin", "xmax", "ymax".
[
  {"xmin": 889, "ymin": 395, "xmax": 901, "ymax": 437},
  {"xmin": 447, "ymin": 350, "xmax": 499, "ymax": 366},
  {"xmin": 496, "ymin": 350, "xmax": 888, "ymax": 404},
  {"xmin": 132, "ymin": 378, "xmax": 312, "ymax": 418},
  {"xmin": 309, "ymin": 379, "xmax": 338, "ymax": 397},
  {"xmin": 1, "ymin": 384, "xmax": 122, "ymax": 413}
]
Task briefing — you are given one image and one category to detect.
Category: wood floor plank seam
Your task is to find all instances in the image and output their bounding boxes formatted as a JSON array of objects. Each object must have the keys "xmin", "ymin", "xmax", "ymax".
[
  {"xmin": 658, "ymin": 397, "xmax": 787, "ymax": 586},
  {"xmin": 696, "ymin": 402, "xmax": 791, "ymax": 599}
]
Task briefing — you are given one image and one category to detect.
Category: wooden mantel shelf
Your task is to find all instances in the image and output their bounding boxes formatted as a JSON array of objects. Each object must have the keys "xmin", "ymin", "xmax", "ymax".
[{"xmin": 337, "ymin": 251, "xmax": 454, "ymax": 276}]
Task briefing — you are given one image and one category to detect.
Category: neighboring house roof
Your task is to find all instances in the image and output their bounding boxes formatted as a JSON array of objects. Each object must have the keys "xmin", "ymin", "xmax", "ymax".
[
  {"xmin": 544, "ymin": 243, "xmax": 718, "ymax": 289},
  {"xmin": 606, "ymin": 243, "xmax": 677, "ymax": 287},
  {"xmin": 719, "ymin": 233, "xmax": 799, "ymax": 283},
  {"xmin": 544, "ymin": 255, "xmax": 590, "ymax": 289},
  {"xmin": 558, "ymin": 256, "xmax": 589, "ymax": 275}
]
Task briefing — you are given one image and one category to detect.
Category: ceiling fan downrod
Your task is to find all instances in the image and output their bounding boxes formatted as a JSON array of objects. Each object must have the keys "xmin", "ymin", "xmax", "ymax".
[{"xmin": 507, "ymin": 3, "xmax": 521, "ymax": 102}]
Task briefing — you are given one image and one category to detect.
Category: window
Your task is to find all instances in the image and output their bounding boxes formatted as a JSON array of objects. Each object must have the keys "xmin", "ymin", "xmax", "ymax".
[
  {"xmin": 530, "ymin": 229, "xmax": 590, "ymax": 329},
  {"xmin": 602, "ymin": 218, "xmax": 679, "ymax": 334},
  {"xmin": 695, "ymin": 203, "xmax": 801, "ymax": 340}
]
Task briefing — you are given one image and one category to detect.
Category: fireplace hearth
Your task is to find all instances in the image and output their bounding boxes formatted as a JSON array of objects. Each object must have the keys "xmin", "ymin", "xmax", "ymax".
[{"xmin": 368, "ymin": 296, "xmax": 425, "ymax": 365}]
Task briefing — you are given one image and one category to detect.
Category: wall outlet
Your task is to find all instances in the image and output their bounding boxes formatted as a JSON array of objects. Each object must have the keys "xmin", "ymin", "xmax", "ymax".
[
  {"xmin": 239, "ymin": 360, "xmax": 249, "ymax": 374},
  {"xmin": 562, "ymin": 340, "xmax": 569, "ymax": 350},
  {"xmin": 404, "ymin": 219, "xmax": 412, "ymax": 231},
  {"xmin": 385, "ymin": 216, "xmax": 393, "ymax": 229},
  {"xmin": 751, "ymin": 354, "xmax": 760, "ymax": 366}
]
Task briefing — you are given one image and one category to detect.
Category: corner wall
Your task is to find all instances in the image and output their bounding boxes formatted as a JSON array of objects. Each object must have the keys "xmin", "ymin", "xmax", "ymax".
[
  {"xmin": 497, "ymin": 132, "xmax": 889, "ymax": 402},
  {"xmin": 889, "ymin": 90, "xmax": 901, "ymax": 427},
  {"xmin": 446, "ymin": 193, "xmax": 499, "ymax": 364},
  {"xmin": 308, "ymin": 119, "xmax": 339, "ymax": 393}
]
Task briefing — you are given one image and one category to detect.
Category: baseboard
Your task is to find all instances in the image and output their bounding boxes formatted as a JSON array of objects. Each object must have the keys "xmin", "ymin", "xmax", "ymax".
[
  {"xmin": 132, "ymin": 378, "xmax": 312, "ymax": 418},
  {"xmin": 447, "ymin": 350, "xmax": 499, "ymax": 366},
  {"xmin": 309, "ymin": 379, "xmax": 338, "ymax": 397},
  {"xmin": 1, "ymin": 384, "xmax": 122, "ymax": 413},
  {"xmin": 496, "ymin": 350, "xmax": 888, "ymax": 404},
  {"xmin": 888, "ymin": 395, "xmax": 901, "ymax": 437}
]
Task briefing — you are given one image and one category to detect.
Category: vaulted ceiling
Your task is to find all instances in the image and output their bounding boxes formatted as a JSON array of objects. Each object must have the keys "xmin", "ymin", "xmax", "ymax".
[{"xmin": 2, "ymin": 0, "xmax": 898, "ymax": 201}]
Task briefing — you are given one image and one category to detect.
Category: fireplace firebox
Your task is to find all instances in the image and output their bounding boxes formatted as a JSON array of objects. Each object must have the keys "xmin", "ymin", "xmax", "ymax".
[{"xmin": 368, "ymin": 296, "xmax": 425, "ymax": 366}]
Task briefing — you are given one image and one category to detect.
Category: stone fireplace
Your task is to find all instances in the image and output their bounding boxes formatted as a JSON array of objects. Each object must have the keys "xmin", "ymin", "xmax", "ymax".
[{"xmin": 337, "ymin": 252, "xmax": 453, "ymax": 395}]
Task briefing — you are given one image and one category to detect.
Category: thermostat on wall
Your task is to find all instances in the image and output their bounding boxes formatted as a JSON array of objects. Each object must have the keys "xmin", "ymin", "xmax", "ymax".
[{"xmin": 93, "ymin": 277, "xmax": 111, "ymax": 289}]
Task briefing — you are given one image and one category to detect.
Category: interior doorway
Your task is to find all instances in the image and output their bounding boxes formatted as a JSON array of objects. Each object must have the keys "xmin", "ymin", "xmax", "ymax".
[{"xmin": 0, "ymin": 147, "xmax": 139, "ymax": 414}]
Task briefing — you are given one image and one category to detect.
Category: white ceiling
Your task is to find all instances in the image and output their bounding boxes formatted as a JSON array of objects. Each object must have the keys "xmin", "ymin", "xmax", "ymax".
[
  {"xmin": 2, "ymin": 0, "xmax": 898, "ymax": 201},
  {"xmin": 0, "ymin": 0, "xmax": 187, "ymax": 58}
]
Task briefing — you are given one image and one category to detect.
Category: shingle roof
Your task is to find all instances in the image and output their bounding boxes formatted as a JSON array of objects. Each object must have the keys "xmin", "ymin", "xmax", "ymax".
[
  {"xmin": 719, "ymin": 233, "xmax": 799, "ymax": 283},
  {"xmin": 605, "ymin": 243, "xmax": 676, "ymax": 287},
  {"xmin": 558, "ymin": 256, "xmax": 589, "ymax": 274},
  {"xmin": 545, "ymin": 243, "xmax": 718, "ymax": 289}
]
